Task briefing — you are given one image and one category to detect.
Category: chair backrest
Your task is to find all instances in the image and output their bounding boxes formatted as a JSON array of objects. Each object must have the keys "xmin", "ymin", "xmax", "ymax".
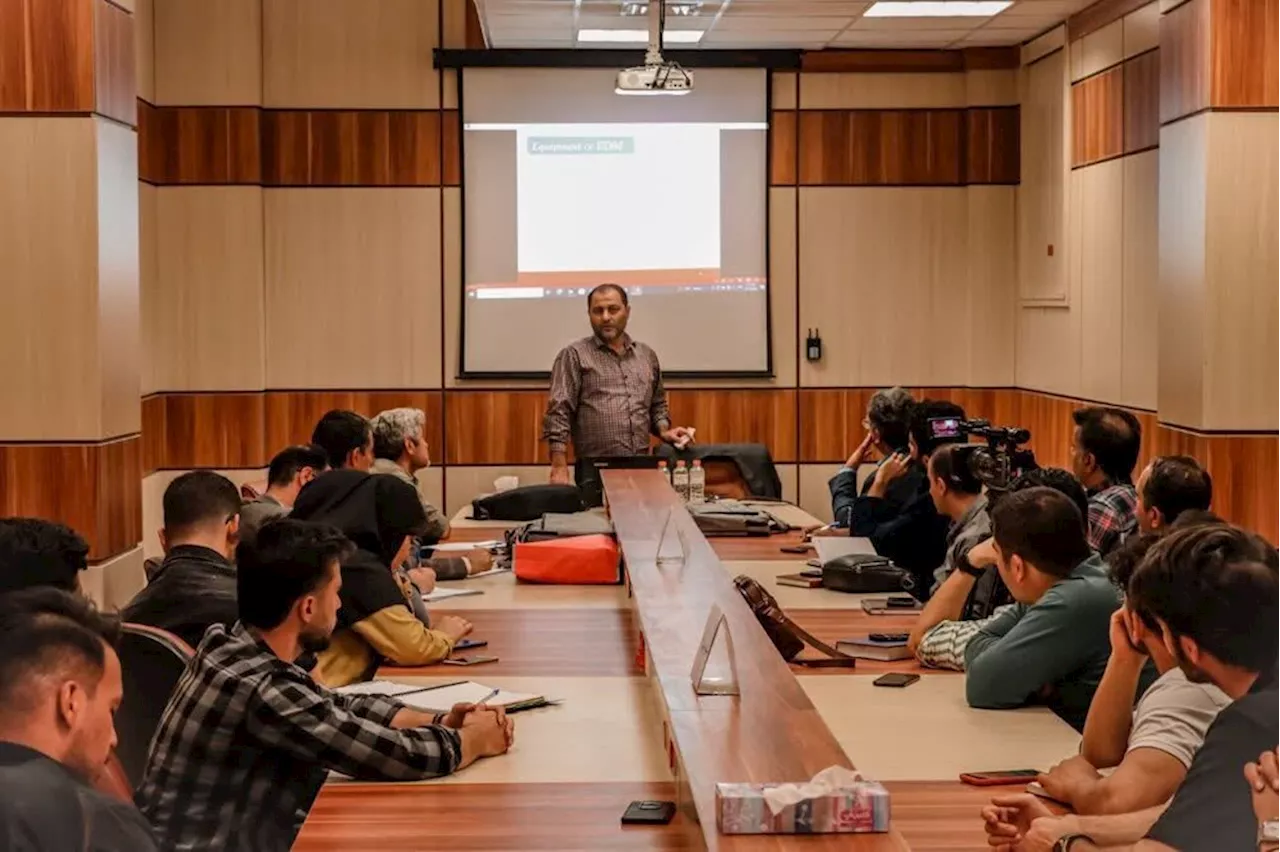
[{"xmin": 115, "ymin": 624, "xmax": 194, "ymax": 788}]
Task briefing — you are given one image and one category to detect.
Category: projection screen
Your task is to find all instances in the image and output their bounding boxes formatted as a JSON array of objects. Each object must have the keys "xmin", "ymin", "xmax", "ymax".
[{"xmin": 461, "ymin": 67, "xmax": 770, "ymax": 376}]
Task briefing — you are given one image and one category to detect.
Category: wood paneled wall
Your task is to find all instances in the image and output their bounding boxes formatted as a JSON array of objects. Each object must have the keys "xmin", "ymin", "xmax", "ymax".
[{"xmin": 1071, "ymin": 50, "xmax": 1158, "ymax": 167}]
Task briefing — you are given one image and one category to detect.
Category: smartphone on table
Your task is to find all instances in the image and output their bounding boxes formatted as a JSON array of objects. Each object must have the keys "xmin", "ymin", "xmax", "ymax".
[
  {"xmin": 454, "ymin": 638, "xmax": 488, "ymax": 651},
  {"xmin": 959, "ymin": 769, "xmax": 1041, "ymax": 786},
  {"xmin": 441, "ymin": 655, "xmax": 499, "ymax": 666},
  {"xmin": 872, "ymin": 673, "xmax": 919, "ymax": 688},
  {"xmin": 621, "ymin": 801, "xmax": 676, "ymax": 825}
]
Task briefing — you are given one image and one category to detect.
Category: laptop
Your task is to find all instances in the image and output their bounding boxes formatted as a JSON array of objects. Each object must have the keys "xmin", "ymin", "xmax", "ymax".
[
  {"xmin": 813, "ymin": 536, "xmax": 878, "ymax": 565},
  {"xmin": 577, "ymin": 455, "xmax": 664, "ymax": 508}
]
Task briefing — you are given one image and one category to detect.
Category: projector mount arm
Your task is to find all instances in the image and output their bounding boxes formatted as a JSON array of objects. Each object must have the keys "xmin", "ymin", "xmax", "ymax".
[{"xmin": 645, "ymin": 0, "xmax": 666, "ymax": 66}]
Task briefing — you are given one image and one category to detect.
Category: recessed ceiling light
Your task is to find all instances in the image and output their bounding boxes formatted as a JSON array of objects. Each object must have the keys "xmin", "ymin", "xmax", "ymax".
[
  {"xmin": 864, "ymin": 1, "xmax": 1014, "ymax": 16},
  {"xmin": 578, "ymin": 28, "xmax": 705, "ymax": 44}
]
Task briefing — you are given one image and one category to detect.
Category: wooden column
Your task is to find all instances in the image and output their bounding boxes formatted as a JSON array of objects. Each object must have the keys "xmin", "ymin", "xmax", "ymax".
[{"xmin": 0, "ymin": 0, "xmax": 143, "ymax": 605}]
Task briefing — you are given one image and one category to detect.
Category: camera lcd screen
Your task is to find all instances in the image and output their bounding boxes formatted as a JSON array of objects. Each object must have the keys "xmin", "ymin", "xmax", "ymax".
[{"xmin": 929, "ymin": 417, "xmax": 962, "ymax": 439}]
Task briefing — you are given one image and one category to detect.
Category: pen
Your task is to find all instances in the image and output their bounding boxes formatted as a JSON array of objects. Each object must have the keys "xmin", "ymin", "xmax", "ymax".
[{"xmin": 476, "ymin": 687, "xmax": 500, "ymax": 706}]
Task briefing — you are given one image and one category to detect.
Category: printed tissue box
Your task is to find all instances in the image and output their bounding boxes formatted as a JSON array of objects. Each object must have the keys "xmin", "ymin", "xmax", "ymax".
[{"xmin": 716, "ymin": 766, "xmax": 890, "ymax": 835}]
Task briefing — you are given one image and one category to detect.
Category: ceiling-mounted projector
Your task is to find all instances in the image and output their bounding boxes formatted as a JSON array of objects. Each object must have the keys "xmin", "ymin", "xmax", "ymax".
[{"xmin": 614, "ymin": 0, "xmax": 693, "ymax": 96}]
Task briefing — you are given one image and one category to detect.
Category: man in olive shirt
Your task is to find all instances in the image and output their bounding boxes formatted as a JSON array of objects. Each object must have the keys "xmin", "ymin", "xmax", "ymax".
[
  {"xmin": 965, "ymin": 487, "xmax": 1121, "ymax": 731},
  {"xmin": 542, "ymin": 284, "xmax": 694, "ymax": 487},
  {"xmin": 0, "ymin": 589, "xmax": 157, "ymax": 851}
]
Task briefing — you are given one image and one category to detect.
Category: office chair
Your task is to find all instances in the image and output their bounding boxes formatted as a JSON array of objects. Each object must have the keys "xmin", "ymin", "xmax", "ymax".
[{"xmin": 116, "ymin": 624, "xmax": 194, "ymax": 787}]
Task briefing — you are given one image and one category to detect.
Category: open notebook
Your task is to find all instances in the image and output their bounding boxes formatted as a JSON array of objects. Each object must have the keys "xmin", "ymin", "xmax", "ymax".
[
  {"xmin": 423, "ymin": 586, "xmax": 484, "ymax": 602},
  {"xmin": 336, "ymin": 679, "xmax": 552, "ymax": 714}
]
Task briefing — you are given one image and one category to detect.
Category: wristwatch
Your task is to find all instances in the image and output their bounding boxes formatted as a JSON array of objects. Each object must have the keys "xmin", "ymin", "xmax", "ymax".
[
  {"xmin": 1053, "ymin": 835, "xmax": 1094, "ymax": 852},
  {"xmin": 1259, "ymin": 819, "xmax": 1279, "ymax": 848}
]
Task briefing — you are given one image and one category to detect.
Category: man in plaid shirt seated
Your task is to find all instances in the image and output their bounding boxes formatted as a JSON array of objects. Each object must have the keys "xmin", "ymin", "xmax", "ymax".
[
  {"xmin": 136, "ymin": 519, "xmax": 514, "ymax": 851},
  {"xmin": 1070, "ymin": 406, "xmax": 1143, "ymax": 558}
]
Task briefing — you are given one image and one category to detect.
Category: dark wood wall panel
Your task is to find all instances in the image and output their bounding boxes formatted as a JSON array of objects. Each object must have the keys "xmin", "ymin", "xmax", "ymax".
[
  {"xmin": 0, "ymin": 0, "xmax": 28, "ymax": 110},
  {"xmin": 154, "ymin": 393, "xmax": 268, "ymax": 470},
  {"xmin": 1209, "ymin": 0, "xmax": 1279, "ymax": 109},
  {"xmin": 1154, "ymin": 426, "xmax": 1279, "ymax": 543},
  {"xmin": 1072, "ymin": 67, "xmax": 1125, "ymax": 166},
  {"xmin": 140, "ymin": 104, "xmax": 261, "ymax": 184},
  {"xmin": 444, "ymin": 391, "xmax": 552, "ymax": 465},
  {"xmin": 770, "ymin": 110, "xmax": 797, "ymax": 186},
  {"xmin": 0, "ymin": 0, "xmax": 95, "ymax": 112},
  {"xmin": 1123, "ymin": 50, "xmax": 1160, "ymax": 152},
  {"xmin": 797, "ymin": 109, "xmax": 964, "ymax": 186},
  {"xmin": 0, "ymin": 437, "xmax": 141, "ymax": 560},
  {"xmin": 93, "ymin": 0, "xmax": 134, "ymax": 126},
  {"xmin": 666, "ymin": 390, "xmax": 798, "ymax": 463},
  {"xmin": 798, "ymin": 48, "xmax": 1017, "ymax": 74},
  {"xmin": 263, "ymin": 391, "xmax": 444, "ymax": 462},
  {"xmin": 262, "ymin": 110, "xmax": 443, "ymax": 187},
  {"xmin": 965, "ymin": 107, "xmax": 1020, "ymax": 184},
  {"xmin": 1161, "ymin": 0, "xmax": 1210, "ymax": 123}
]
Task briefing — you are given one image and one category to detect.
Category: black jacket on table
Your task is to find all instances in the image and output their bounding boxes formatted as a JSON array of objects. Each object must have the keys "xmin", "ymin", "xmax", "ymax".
[
  {"xmin": 834, "ymin": 464, "xmax": 949, "ymax": 601},
  {"xmin": 122, "ymin": 545, "xmax": 237, "ymax": 649}
]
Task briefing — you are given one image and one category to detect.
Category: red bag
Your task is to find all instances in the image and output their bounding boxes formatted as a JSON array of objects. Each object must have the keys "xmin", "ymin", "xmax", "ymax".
[{"xmin": 513, "ymin": 534, "xmax": 622, "ymax": 585}]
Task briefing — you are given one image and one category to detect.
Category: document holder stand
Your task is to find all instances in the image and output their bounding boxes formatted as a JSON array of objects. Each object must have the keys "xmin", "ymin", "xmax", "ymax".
[
  {"xmin": 691, "ymin": 605, "xmax": 739, "ymax": 696},
  {"xmin": 655, "ymin": 509, "xmax": 687, "ymax": 567}
]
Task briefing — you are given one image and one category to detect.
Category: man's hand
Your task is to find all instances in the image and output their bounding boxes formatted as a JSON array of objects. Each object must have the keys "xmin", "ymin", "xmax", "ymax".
[
  {"xmin": 1019, "ymin": 816, "xmax": 1075, "ymax": 852},
  {"xmin": 1037, "ymin": 755, "xmax": 1101, "ymax": 805},
  {"xmin": 549, "ymin": 464, "xmax": 571, "ymax": 485},
  {"xmin": 459, "ymin": 706, "xmax": 514, "ymax": 764},
  {"xmin": 661, "ymin": 426, "xmax": 696, "ymax": 448},
  {"xmin": 1108, "ymin": 607, "xmax": 1147, "ymax": 662},
  {"xmin": 408, "ymin": 566, "xmax": 437, "ymax": 596},
  {"xmin": 435, "ymin": 615, "xmax": 473, "ymax": 644},
  {"xmin": 867, "ymin": 452, "xmax": 911, "ymax": 498},
  {"xmin": 466, "ymin": 549, "xmax": 494, "ymax": 575},
  {"xmin": 1246, "ymin": 749, "xmax": 1279, "ymax": 824},
  {"xmin": 967, "ymin": 537, "xmax": 998, "ymax": 569},
  {"xmin": 845, "ymin": 433, "xmax": 877, "ymax": 470},
  {"xmin": 981, "ymin": 794, "xmax": 1055, "ymax": 850}
]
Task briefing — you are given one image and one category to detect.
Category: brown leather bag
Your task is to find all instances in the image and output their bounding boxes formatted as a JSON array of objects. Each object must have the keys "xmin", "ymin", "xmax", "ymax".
[{"xmin": 733, "ymin": 575, "xmax": 856, "ymax": 668}]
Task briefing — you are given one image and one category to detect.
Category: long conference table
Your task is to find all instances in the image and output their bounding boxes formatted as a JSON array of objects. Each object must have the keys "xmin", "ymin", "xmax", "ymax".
[{"xmin": 294, "ymin": 470, "xmax": 1080, "ymax": 850}]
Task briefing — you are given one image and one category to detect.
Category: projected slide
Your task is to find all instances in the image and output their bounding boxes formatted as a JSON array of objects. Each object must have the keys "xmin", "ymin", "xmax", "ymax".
[{"xmin": 462, "ymin": 68, "xmax": 769, "ymax": 376}]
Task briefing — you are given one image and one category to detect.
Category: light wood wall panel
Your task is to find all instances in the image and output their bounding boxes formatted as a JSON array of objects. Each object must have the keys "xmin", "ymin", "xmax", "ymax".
[
  {"xmin": 1069, "ymin": 0, "xmax": 1154, "ymax": 42},
  {"xmin": 1077, "ymin": 159, "xmax": 1126, "ymax": 406},
  {"xmin": 150, "ymin": 187, "xmax": 266, "ymax": 391},
  {"xmin": 1023, "ymin": 26, "xmax": 1066, "ymax": 66},
  {"xmin": 798, "ymin": 188, "xmax": 969, "ymax": 387},
  {"xmin": 96, "ymin": 118, "xmax": 141, "ymax": 439},
  {"xmin": 87, "ymin": 546, "xmax": 146, "ymax": 610},
  {"xmin": 154, "ymin": 0, "xmax": 262, "ymax": 106},
  {"xmin": 0, "ymin": 118, "xmax": 102, "ymax": 440},
  {"xmin": 1201, "ymin": 112, "xmax": 1278, "ymax": 431},
  {"xmin": 261, "ymin": 110, "xmax": 448, "ymax": 186},
  {"xmin": 263, "ymin": 189, "xmax": 444, "ymax": 389},
  {"xmin": 1018, "ymin": 49, "xmax": 1069, "ymax": 305},
  {"xmin": 1160, "ymin": 0, "xmax": 1210, "ymax": 123},
  {"xmin": 965, "ymin": 187, "xmax": 1018, "ymax": 387},
  {"xmin": 1072, "ymin": 66, "xmax": 1125, "ymax": 165},
  {"xmin": 965, "ymin": 70, "xmax": 1019, "ymax": 107},
  {"xmin": 134, "ymin": 0, "xmax": 153, "ymax": 102},
  {"xmin": 1071, "ymin": 18, "xmax": 1125, "ymax": 81},
  {"xmin": 1120, "ymin": 150, "xmax": 1159, "ymax": 410},
  {"xmin": 1123, "ymin": 3, "xmax": 1161, "ymax": 57},
  {"xmin": 262, "ymin": 0, "xmax": 440, "ymax": 109},
  {"xmin": 138, "ymin": 181, "xmax": 159, "ymax": 395},
  {"xmin": 772, "ymin": 71, "xmax": 797, "ymax": 110}
]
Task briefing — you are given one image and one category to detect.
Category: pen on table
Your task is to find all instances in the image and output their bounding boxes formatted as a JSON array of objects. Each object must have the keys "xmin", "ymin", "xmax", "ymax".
[{"xmin": 477, "ymin": 687, "xmax": 500, "ymax": 706}]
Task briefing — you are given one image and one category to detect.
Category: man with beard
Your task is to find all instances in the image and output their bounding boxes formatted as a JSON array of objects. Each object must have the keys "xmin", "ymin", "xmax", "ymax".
[
  {"xmin": 136, "ymin": 519, "xmax": 514, "ymax": 852},
  {"xmin": 980, "ymin": 523, "xmax": 1278, "ymax": 852},
  {"xmin": 542, "ymin": 284, "xmax": 696, "ymax": 488}
]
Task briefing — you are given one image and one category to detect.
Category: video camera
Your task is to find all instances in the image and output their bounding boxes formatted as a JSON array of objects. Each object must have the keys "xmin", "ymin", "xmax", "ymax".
[{"xmin": 928, "ymin": 417, "xmax": 1037, "ymax": 492}]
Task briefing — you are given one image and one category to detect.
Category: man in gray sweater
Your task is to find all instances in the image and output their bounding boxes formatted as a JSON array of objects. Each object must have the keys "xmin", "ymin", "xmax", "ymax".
[{"xmin": 966, "ymin": 486, "xmax": 1121, "ymax": 731}]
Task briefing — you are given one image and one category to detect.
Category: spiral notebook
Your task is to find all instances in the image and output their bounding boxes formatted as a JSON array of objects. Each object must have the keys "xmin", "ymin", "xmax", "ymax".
[{"xmin": 336, "ymin": 679, "xmax": 551, "ymax": 714}]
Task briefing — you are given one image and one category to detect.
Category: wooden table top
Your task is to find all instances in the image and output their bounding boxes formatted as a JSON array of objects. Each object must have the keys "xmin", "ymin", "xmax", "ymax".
[{"xmin": 295, "ymin": 481, "xmax": 1069, "ymax": 851}]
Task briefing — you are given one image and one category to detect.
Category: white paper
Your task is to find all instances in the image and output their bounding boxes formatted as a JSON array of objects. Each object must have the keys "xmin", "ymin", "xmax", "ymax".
[
  {"xmin": 395, "ymin": 681, "xmax": 543, "ymax": 714},
  {"xmin": 463, "ymin": 566, "xmax": 511, "ymax": 580},
  {"xmin": 422, "ymin": 587, "xmax": 484, "ymax": 602},
  {"xmin": 813, "ymin": 536, "xmax": 877, "ymax": 564},
  {"xmin": 333, "ymin": 680, "xmax": 432, "ymax": 698},
  {"xmin": 431, "ymin": 540, "xmax": 503, "ymax": 552},
  {"xmin": 761, "ymin": 765, "xmax": 864, "ymax": 815}
]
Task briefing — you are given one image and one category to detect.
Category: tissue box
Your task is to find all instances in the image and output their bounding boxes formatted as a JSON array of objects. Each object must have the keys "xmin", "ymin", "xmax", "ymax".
[{"xmin": 716, "ymin": 780, "xmax": 891, "ymax": 835}]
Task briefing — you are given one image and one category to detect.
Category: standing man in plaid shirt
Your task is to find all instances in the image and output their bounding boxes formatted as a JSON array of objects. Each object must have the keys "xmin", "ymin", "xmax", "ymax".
[
  {"xmin": 136, "ymin": 519, "xmax": 513, "ymax": 851},
  {"xmin": 1070, "ymin": 406, "xmax": 1143, "ymax": 558},
  {"xmin": 543, "ymin": 284, "xmax": 696, "ymax": 491}
]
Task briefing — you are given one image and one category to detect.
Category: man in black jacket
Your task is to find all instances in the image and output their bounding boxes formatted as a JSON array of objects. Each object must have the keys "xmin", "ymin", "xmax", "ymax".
[
  {"xmin": 123, "ymin": 471, "xmax": 241, "ymax": 648},
  {"xmin": 839, "ymin": 399, "xmax": 966, "ymax": 600}
]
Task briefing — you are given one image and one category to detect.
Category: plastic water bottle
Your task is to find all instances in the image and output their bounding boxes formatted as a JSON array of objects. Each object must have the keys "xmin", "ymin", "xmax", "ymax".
[
  {"xmin": 673, "ymin": 460, "xmax": 690, "ymax": 502},
  {"xmin": 657, "ymin": 460, "xmax": 670, "ymax": 484},
  {"xmin": 689, "ymin": 459, "xmax": 706, "ymax": 504}
]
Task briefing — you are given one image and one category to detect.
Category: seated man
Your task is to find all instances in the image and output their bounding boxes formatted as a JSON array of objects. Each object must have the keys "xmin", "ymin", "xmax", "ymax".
[
  {"xmin": 980, "ymin": 523, "xmax": 1278, "ymax": 852},
  {"xmin": 1071, "ymin": 406, "xmax": 1143, "ymax": 557},
  {"xmin": 842, "ymin": 399, "xmax": 965, "ymax": 599},
  {"xmin": 829, "ymin": 387, "xmax": 918, "ymax": 527},
  {"xmin": 911, "ymin": 467, "xmax": 1088, "ymax": 670},
  {"xmin": 1135, "ymin": 455, "xmax": 1212, "ymax": 533},
  {"xmin": 311, "ymin": 409, "xmax": 375, "ymax": 472},
  {"xmin": 1036, "ymin": 526, "xmax": 1230, "ymax": 814},
  {"xmin": 123, "ymin": 471, "xmax": 241, "ymax": 649},
  {"xmin": 290, "ymin": 470, "xmax": 472, "ymax": 686},
  {"xmin": 965, "ymin": 487, "xmax": 1119, "ymax": 730},
  {"xmin": 0, "ymin": 589, "xmax": 157, "ymax": 851},
  {"xmin": 0, "ymin": 517, "xmax": 90, "ymax": 596},
  {"xmin": 239, "ymin": 444, "xmax": 329, "ymax": 545},
  {"xmin": 368, "ymin": 407, "xmax": 491, "ymax": 580},
  {"xmin": 136, "ymin": 519, "xmax": 512, "ymax": 851}
]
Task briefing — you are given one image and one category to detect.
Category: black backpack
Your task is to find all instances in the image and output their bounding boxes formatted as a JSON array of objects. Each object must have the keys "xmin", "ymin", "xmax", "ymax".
[{"xmin": 471, "ymin": 484, "xmax": 585, "ymax": 522}]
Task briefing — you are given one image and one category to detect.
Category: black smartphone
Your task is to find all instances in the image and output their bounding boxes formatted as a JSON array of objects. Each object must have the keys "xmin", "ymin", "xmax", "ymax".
[
  {"xmin": 440, "ymin": 655, "xmax": 499, "ymax": 666},
  {"xmin": 454, "ymin": 638, "xmax": 488, "ymax": 651},
  {"xmin": 873, "ymin": 673, "xmax": 920, "ymax": 688},
  {"xmin": 869, "ymin": 632, "xmax": 909, "ymax": 643},
  {"xmin": 799, "ymin": 568, "xmax": 823, "ymax": 579},
  {"xmin": 621, "ymin": 800, "xmax": 676, "ymax": 826},
  {"xmin": 886, "ymin": 595, "xmax": 918, "ymax": 608},
  {"xmin": 780, "ymin": 544, "xmax": 811, "ymax": 554}
]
